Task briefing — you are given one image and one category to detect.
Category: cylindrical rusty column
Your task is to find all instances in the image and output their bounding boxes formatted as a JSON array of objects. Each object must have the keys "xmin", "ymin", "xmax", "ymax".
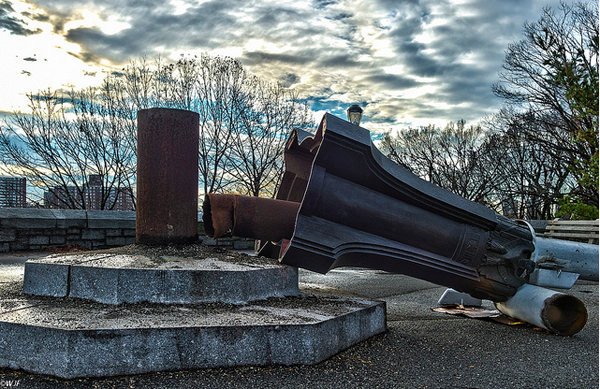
[{"xmin": 136, "ymin": 108, "xmax": 199, "ymax": 245}]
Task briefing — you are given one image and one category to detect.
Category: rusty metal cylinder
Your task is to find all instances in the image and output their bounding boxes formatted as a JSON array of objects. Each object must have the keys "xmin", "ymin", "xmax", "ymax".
[
  {"xmin": 136, "ymin": 108, "xmax": 199, "ymax": 245},
  {"xmin": 203, "ymin": 194, "xmax": 300, "ymax": 243}
]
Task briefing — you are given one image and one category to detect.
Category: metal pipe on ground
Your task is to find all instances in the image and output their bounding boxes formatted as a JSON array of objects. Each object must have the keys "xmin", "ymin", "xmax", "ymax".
[
  {"xmin": 495, "ymin": 284, "xmax": 588, "ymax": 336},
  {"xmin": 533, "ymin": 237, "xmax": 599, "ymax": 281}
]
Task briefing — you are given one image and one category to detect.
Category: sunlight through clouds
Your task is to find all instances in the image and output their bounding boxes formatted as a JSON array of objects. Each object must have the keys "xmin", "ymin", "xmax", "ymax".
[
  {"xmin": 63, "ymin": 10, "xmax": 131, "ymax": 35},
  {"xmin": 0, "ymin": 0, "xmax": 569, "ymax": 133}
]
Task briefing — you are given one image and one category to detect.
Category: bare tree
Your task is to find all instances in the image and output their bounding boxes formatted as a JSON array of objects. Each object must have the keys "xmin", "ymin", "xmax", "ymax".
[
  {"xmin": 227, "ymin": 78, "xmax": 314, "ymax": 197},
  {"xmin": 0, "ymin": 53, "xmax": 314, "ymax": 206},
  {"xmin": 196, "ymin": 56, "xmax": 246, "ymax": 195},
  {"xmin": 0, "ymin": 87, "xmax": 136, "ymax": 209},
  {"xmin": 493, "ymin": 1, "xmax": 598, "ymax": 216},
  {"xmin": 483, "ymin": 109, "xmax": 575, "ymax": 219},
  {"xmin": 381, "ymin": 121, "xmax": 501, "ymax": 206}
]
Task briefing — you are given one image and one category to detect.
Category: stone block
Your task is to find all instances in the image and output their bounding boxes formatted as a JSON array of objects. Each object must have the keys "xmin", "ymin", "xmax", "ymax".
[
  {"xmin": 123, "ymin": 229, "xmax": 136, "ymax": 237},
  {"xmin": 200, "ymin": 237, "xmax": 218, "ymax": 246},
  {"xmin": 40, "ymin": 253, "xmax": 301, "ymax": 305},
  {"xmin": 0, "ymin": 294, "xmax": 385, "ymax": 378},
  {"xmin": 69, "ymin": 266, "xmax": 119, "ymax": 303},
  {"xmin": 233, "ymin": 239, "xmax": 254, "ymax": 250},
  {"xmin": 86, "ymin": 211, "xmax": 135, "ymax": 229},
  {"xmin": 49, "ymin": 236, "xmax": 67, "ymax": 245},
  {"xmin": 22, "ymin": 261, "xmax": 70, "ymax": 297},
  {"xmin": 105, "ymin": 229, "xmax": 123, "ymax": 237},
  {"xmin": 28, "ymin": 236, "xmax": 50, "ymax": 245},
  {"xmin": 0, "ymin": 229, "xmax": 16, "ymax": 242},
  {"xmin": 11, "ymin": 239, "xmax": 29, "ymax": 251},
  {"xmin": 45, "ymin": 228, "xmax": 67, "ymax": 236},
  {"xmin": 19, "ymin": 228, "xmax": 46, "ymax": 236},
  {"xmin": 81, "ymin": 230, "xmax": 105, "ymax": 240},
  {"xmin": 0, "ymin": 209, "xmax": 57, "ymax": 229},
  {"xmin": 50, "ymin": 209, "xmax": 87, "ymax": 229},
  {"xmin": 105, "ymin": 236, "xmax": 134, "ymax": 247}
]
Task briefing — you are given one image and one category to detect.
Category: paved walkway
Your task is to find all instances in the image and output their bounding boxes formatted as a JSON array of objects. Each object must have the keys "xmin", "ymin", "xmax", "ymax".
[{"xmin": 0, "ymin": 251, "xmax": 597, "ymax": 388}]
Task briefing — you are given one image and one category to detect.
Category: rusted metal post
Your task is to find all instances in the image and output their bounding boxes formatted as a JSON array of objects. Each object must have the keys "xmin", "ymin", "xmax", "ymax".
[{"xmin": 136, "ymin": 108, "xmax": 199, "ymax": 245}]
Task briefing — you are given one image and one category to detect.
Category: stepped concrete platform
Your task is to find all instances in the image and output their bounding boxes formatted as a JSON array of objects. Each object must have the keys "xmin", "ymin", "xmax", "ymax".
[{"xmin": 0, "ymin": 246, "xmax": 386, "ymax": 378}]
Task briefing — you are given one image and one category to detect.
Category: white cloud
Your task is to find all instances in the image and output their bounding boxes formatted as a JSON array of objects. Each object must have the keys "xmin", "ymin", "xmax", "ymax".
[{"xmin": 0, "ymin": 0, "xmax": 569, "ymax": 134}]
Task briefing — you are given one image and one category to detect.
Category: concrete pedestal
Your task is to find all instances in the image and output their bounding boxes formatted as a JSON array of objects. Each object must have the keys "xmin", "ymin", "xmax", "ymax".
[{"xmin": 0, "ymin": 249, "xmax": 386, "ymax": 378}]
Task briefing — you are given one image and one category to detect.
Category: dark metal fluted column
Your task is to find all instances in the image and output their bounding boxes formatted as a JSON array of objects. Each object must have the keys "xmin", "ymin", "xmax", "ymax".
[{"xmin": 136, "ymin": 108, "xmax": 199, "ymax": 245}]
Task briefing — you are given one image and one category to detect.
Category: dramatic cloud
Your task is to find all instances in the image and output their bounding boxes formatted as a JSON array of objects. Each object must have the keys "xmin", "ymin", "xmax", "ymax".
[
  {"xmin": 0, "ymin": 0, "xmax": 41, "ymax": 35},
  {"xmin": 0, "ymin": 0, "xmax": 569, "ymax": 132}
]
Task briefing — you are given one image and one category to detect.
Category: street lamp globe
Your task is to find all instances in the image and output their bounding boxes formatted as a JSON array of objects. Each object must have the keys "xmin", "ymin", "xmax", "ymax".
[{"xmin": 346, "ymin": 104, "xmax": 363, "ymax": 126}]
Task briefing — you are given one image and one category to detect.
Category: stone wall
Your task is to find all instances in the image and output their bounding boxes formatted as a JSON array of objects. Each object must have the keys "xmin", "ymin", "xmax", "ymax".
[
  {"xmin": 0, "ymin": 208, "xmax": 136, "ymax": 252},
  {"xmin": 0, "ymin": 208, "xmax": 254, "ymax": 252}
]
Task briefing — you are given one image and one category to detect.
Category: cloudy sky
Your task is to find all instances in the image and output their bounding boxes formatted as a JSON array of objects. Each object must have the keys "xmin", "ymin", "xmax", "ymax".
[{"xmin": 1, "ymin": 0, "xmax": 565, "ymax": 133}]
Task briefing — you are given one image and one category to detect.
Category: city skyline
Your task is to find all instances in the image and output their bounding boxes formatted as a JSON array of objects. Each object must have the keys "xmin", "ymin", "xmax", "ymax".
[
  {"xmin": 0, "ymin": 175, "xmax": 135, "ymax": 210},
  {"xmin": 2, "ymin": 0, "xmax": 566, "ymax": 133}
]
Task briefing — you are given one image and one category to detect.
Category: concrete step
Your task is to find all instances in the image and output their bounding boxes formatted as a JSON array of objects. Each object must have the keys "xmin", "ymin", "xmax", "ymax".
[
  {"xmin": 0, "ymin": 280, "xmax": 386, "ymax": 378},
  {"xmin": 23, "ymin": 251, "xmax": 300, "ymax": 304}
]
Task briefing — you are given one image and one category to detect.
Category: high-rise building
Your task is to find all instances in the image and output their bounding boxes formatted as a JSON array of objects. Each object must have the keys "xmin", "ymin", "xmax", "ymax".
[
  {"xmin": 44, "ymin": 185, "xmax": 80, "ymax": 209},
  {"xmin": 0, "ymin": 177, "xmax": 27, "ymax": 208},
  {"xmin": 44, "ymin": 175, "xmax": 135, "ymax": 211},
  {"xmin": 85, "ymin": 174, "xmax": 102, "ymax": 210}
]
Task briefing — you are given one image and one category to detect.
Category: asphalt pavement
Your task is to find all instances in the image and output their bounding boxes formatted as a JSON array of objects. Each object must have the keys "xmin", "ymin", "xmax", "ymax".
[{"xmin": 0, "ymin": 251, "xmax": 597, "ymax": 389}]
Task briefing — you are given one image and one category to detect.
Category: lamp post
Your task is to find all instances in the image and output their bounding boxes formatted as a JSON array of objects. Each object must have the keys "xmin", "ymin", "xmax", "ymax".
[{"xmin": 346, "ymin": 104, "xmax": 363, "ymax": 125}]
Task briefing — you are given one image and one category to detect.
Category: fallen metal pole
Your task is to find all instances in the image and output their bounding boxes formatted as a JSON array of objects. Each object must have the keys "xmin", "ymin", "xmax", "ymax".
[
  {"xmin": 495, "ymin": 284, "xmax": 588, "ymax": 336},
  {"xmin": 533, "ymin": 236, "xmax": 599, "ymax": 281},
  {"xmin": 203, "ymin": 193, "xmax": 590, "ymax": 335},
  {"xmin": 202, "ymin": 113, "xmax": 592, "ymax": 335}
]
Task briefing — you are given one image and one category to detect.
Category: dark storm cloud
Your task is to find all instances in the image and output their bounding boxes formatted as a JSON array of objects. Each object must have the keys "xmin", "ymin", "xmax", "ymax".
[
  {"xmin": 242, "ymin": 51, "xmax": 314, "ymax": 66},
  {"xmin": 313, "ymin": 0, "xmax": 336, "ymax": 10},
  {"xmin": 34, "ymin": 0, "xmax": 243, "ymax": 63},
  {"xmin": 319, "ymin": 54, "xmax": 361, "ymax": 69},
  {"xmin": 370, "ymin": 0, "xmax": 555, "ymax": 127},
  {"xmin": 279, "ymin": 73, "xmax": 300, "ymax": 87},
  {"xmin": 363, "ymin": 72, "xmax": 417, "ymax": 90},
  {"xmin": 21, "ymin": 11, "xmax": 49, "ymax": 22},
  {"xmin": 0, "ymin": 0, "xmax": 41, "ymax": 35},
  {"xmin": 67, "ymin": 48, "xmax": 103, "ymax": 64},
  {"xmin": 65, "ymin": 26, "xmax": 144, "ymax": 63}
]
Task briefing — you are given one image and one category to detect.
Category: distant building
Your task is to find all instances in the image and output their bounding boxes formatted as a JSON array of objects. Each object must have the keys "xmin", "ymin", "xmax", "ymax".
[
  {"xmin": 84, "ymin": 174, "xmax": 103, "ymax": 210},
  {"xmin": 44, "ymin": 185, "xmax": 80, "ymax": 209},
  {"xmin": 108, "ymin": 188, "xmax": 135, "ymax": 211},
  {"xmin": 0, "ymin": 177, "xmax": 26, "ymax": 208},
  {"xmin": 44, "ymin": 175, "xmax": 135, "ymax": 211}
]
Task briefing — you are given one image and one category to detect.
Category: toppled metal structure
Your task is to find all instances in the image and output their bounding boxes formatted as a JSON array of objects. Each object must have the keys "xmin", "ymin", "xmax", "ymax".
[{"xmin": 204, "ymin": 113, "xmax": 595, "ymax": 336}]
